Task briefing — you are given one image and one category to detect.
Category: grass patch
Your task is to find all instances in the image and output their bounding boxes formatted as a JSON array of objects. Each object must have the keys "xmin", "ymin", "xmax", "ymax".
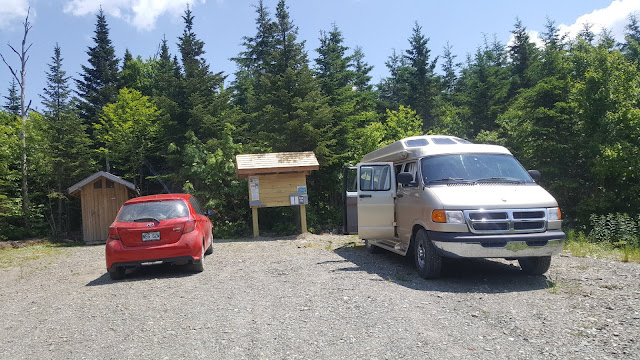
[
  {"xmin": 545, "ymin": 275, "xmax": 559, "ymax": 294},
  {"xmin": 0, "ymin": 241, "xmax": 74, "ymax": 269},
  {"xmin": 565, "ymin": 230, "xmax": 640, "ymax": 263}
]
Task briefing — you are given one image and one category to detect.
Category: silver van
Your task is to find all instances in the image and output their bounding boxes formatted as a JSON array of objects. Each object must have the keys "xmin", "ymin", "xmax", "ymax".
[{"xmin": 345, "ymin": 135, "xmax": 565, "ymax": 279}]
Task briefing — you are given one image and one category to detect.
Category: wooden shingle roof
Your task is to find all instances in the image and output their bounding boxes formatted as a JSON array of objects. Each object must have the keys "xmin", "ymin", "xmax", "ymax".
[
  {"xmin": 235, "ymin": 152, "xmax": 319, "ymax": 178},
  {"xmin": 67, "ymin": 171, "xmax": 137, "ymax": 196}
]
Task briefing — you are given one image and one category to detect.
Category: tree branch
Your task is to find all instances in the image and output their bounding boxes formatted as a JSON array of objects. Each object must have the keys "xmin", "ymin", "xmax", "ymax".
[{"xmin": 0, "ymin": 52, "xmax": 21, "ymax": 84}]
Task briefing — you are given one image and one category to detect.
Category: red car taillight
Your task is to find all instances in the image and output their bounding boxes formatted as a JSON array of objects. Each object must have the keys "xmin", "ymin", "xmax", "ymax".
[
  {"xmin": 183, "ymin": 219, "xmax": 196, "ymax": 234},
  {"xmin": 108, "ymin": 226, "xmax": 120, "ymax": 240}
]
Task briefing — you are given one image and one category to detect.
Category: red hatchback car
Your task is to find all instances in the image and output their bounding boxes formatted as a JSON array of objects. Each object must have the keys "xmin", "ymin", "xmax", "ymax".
[{"xmin": 106, "ymin": 194, "xmax": 214, "ymax": 280}]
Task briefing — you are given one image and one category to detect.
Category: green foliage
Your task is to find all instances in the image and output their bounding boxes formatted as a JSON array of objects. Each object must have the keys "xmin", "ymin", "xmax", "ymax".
[
  {"xmin": 381, "ymin": 106, "xmax": 423, "ymax": 145},
  {"xmin": 4, "ymin": 4, "xmax": 640, "ymax": 240},
  {"xmin": 177, "ymin": 128, "xmax": 250, "ymax": 238},
  {"xmin": 120, "ymin": 55, "xmax": 155, "ymax": 96},
  {"xmin": 95, "ymin": 88, "xmax": 160, "ymax": 184},
  {"xmin": 0, "ymin": 112, "xmax": 21, "ymax": 239},
  {"xmin": 589, "ymin": 213, "xmax": 640, "ymax": 249}
]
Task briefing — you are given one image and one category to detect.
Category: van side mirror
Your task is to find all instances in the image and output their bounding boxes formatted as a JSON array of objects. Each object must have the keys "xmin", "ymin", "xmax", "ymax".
[
  {"xmin": 528, "ymin": 170, "xmax": 541, "ymax": 182},
  {"xmin": 397, "ymin": 172, "xmax": 414, "ymax": 185}
]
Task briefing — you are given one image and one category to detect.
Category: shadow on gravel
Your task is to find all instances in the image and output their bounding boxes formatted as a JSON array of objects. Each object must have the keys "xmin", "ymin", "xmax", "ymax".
[
  {"xmin": 214, "ymin": 235, "xmax": 305, "ymax": 244},
  {"xmin": 332, "ymin": 244, "xmax": 550, "ymax": 294},
  {"xmin": 86, "ymin": 264, "xmax": 196, "ymax": 286}
]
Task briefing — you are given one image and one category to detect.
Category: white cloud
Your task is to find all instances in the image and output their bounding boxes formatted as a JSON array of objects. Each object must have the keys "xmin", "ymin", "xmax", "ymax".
[
  {"xmin": 0, "ymin": 0, "xmax": 30, "ymax": 30},
  {"xmin": 507, "ymin": 30, "xmax": 545, "ymax": 50},
  {"xmin": 63, "ymin": 0, "xmax": 206, "ymax": 31},
  {"xmin": 558, "ymin": 0, "xmax": 640, "ymax": 41}
]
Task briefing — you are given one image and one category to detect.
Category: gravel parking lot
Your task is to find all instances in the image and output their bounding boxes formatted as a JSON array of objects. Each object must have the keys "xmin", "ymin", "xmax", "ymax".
[{"xmin": 1, "ymin": 234, "xmax": 639, "ymax": 359}]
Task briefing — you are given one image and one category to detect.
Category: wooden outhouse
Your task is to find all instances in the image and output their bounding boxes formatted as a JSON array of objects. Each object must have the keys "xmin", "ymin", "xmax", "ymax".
[
  {"xmin": 235, "ymin": 152, "xmax": 319, "ymax": 237},
  {"xmin": 67, "ymin": 171, "xmax": 138, "ymax": 244}
]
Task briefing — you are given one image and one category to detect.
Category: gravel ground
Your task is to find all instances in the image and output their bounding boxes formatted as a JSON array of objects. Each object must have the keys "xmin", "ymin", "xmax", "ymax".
[{"xmin": 0, "ymin": 234, "xmax": 639, "ymax": 359}]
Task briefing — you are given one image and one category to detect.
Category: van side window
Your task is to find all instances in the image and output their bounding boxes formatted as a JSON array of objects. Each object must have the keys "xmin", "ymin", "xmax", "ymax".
[{"xmin": 360, "ymin": 165, "xmax": 391, "ymax": 191}]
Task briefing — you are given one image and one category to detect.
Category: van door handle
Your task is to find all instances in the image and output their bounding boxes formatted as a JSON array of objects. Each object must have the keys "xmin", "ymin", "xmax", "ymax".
[{"xmin": 359, "ymin": 194, "xmax": 371, "ymax": 198}]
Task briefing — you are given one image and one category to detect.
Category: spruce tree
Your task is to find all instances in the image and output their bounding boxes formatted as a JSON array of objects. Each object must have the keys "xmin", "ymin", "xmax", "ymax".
[
  {"xmin": 177, "ymin": 7, "xmax": 225, "ymax": 134},
  {"xmin": 351, "ymin": 46, "xmax": 374, "ymax": 93},
  {"xmin": 404, "ymin": 22, "xmax": 439, "ymax": 129},
  {"xmin": 252, "ymin": 0, "xmax": 330, "ymax": 153},
  {"xmin": 234, "ymin": 0, "xmax": 276, "ymax": 75},
  {"xmin": 232, "ymin": 0, "xmax": 278, "ymax": 141},
  {"xmin": 313, "ymin": 23, "xmax": 378, "ymax": 217},
  {"xmin": 41, "ymin": 44, "xmax": 71, "ymax": 119},
  {"xmin": 3, "ymin": 80, "xmax": 20, "ymax": 115},
  {"xmin": 508, "ymin": 19, "xmax": 540, "ymax": 94},
  {"xmin": 377, "ymin": 49, "xmax": 410, "ymax": 111},
  {"xmin": 455, "ymin": 35, "xmax": 511, "ymax": 137},
  {"xmin": 315, "ymin": 24, "xmax": 352, "ymax": 98},
  {"xmin": 75, "ymin": 8, "xmax": 120, "ymax": 132},
  {"xmin": 441, "ymin": 42, "xmax": 458, "ymax": 95},
  {"xmin": 40, "ymin": 44, "xmax": 93, "ymax": 238},
  {"xmin": 621, "ymin": 14, "xmax": 640, "ymax": 67},
  {"xmin": 153, "ymin": 37, "xmax": 180, "ymax": 98}
]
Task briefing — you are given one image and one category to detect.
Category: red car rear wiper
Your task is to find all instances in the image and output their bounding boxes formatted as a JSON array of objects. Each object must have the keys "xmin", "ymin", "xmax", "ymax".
[{"xmin": 133, "ymin": 217, "xmax": 161, "ymax": 223}]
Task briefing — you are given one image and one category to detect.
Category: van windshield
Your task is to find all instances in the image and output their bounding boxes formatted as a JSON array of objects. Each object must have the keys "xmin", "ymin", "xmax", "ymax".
[{"xmin": 421, "ymin": 154, "xmax": 533, "ymax": 184}]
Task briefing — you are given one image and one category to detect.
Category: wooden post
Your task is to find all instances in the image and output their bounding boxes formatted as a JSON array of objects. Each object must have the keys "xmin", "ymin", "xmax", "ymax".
[
  {"xmin": 252, "ymin": 206, "xmax": 259, "ymax": 238},
  {"xmin": 300, "ymin": 204, "xmax": 307, "ymax": 234}
]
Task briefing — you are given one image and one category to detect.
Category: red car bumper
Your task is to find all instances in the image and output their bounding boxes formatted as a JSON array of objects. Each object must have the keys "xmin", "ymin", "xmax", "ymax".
[{"xmin": 106, "ymin": 231, "xmax": 204, "ymax": 270}]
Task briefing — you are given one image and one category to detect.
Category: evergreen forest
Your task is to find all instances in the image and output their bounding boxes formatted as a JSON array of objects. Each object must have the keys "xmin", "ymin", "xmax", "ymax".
[{"xmin": 1, "ymin": 0, "xmax": 640, "ymax": 241}]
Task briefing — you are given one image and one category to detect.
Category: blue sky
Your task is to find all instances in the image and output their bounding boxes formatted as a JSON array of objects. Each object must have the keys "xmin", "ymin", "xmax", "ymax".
[{"xmin": 0, "ymin": 0, "xmax": 638, "ymax": 111}]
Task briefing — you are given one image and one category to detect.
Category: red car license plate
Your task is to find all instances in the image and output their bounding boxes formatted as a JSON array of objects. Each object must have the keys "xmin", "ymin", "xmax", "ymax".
[{"xmin": 142, "ymin": 231, "xmax": 161, "ymax": 241}]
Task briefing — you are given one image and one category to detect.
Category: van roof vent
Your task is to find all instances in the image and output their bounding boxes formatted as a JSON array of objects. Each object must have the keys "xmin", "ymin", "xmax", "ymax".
[{"xmin": 405, "ymin": 139, "xmax": 429, "ymax": 147}]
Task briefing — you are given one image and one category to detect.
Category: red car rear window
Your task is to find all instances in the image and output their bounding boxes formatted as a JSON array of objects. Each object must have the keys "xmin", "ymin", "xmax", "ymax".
[{"xmin": 117, "ymin": 200, "xmax": 190, "ymax": 222}]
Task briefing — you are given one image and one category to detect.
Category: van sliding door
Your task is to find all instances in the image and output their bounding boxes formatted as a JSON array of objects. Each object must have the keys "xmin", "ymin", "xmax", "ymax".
[{"xmin": 357, "ymin": 163, "xmax": 396, "ymax": 240}]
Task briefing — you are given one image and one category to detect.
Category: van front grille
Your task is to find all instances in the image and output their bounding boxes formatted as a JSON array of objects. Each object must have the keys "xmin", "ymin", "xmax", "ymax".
[{"xmin": 464, "ymin": 209, "xmax": 547, "ymax": 234}]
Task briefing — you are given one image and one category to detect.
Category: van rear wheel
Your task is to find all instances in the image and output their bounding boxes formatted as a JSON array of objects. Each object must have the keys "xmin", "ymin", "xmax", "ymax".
[
  {"xmin": 414, "ymin": 229, "xmax": 441, "ymax": 279},
  {"xmin": 518, "ymin": 256, "xmax": 551, "ymax": 275}
]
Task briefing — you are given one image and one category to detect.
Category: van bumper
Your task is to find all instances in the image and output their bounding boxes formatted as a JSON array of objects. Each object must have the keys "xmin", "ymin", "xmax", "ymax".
[{"xmin": 427, "ymin": 230, "xmax": 565, "ymax": 258}]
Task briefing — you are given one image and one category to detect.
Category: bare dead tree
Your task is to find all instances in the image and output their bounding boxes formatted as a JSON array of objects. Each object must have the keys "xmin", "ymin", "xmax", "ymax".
[{"xmin": 0, "ymin": 8, "xmax": 33, "ymax": 228}]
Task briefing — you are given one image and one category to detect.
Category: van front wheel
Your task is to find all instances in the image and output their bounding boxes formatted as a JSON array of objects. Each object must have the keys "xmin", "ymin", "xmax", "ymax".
[
  {"xmin": 518, "ymin": 256, "xmax": 551, "ymax": 275},
  {"xmin": 414, "ymin": 229, "xmax": 442, "ymax": 279}
]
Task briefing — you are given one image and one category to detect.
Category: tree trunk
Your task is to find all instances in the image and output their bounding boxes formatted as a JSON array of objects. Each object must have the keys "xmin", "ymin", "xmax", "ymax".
[
  {"xmin": 57, "ymin": 179, "xmax": 63, "ymax": 240},
  {"xmin": 1, "ymin": 9, "xmax": 33, "ymax": 229},
  {"xmin": 21, "ymin": 125, "xmax": 28, "ymax": 228}
]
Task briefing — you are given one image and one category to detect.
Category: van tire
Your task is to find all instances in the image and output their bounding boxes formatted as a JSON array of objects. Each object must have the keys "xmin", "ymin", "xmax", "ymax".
[
  {"xmin": 518, "ymin": 256, "xmax": 551, "ymax": 275},
  {"xmin": 414, "ymin": 229, "xmax": 442, "ymax": 279},
  {"xmin": 364, "ymin": 239, "xmax": 381, "ymax": 254}
]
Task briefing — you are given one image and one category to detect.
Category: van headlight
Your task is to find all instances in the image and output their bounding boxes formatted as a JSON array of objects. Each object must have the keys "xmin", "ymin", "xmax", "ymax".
[
  {"xmin": 547, "ymin": 207, "xmax": 561, "ymax": 220},
  {"xmin": 432, "ymin": 210, "xmax": 465, "ymax": 223}
]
